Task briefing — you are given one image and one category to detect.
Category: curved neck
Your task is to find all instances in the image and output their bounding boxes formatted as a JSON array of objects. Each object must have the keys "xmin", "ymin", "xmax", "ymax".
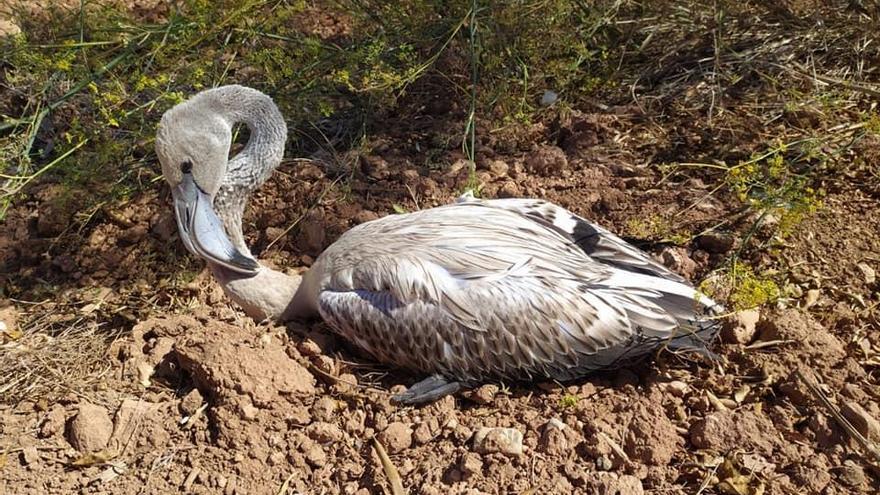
[
  {"xmin": 210, "ymin": 264, "xmax": 319, "ymax": 322},
  {"xmin": 196, "ymin": 87, "xmax": 317, "ymax": 322},
  {"xmin": 206, "ymin": 86, "xmax": 288, "ymax": 255}
]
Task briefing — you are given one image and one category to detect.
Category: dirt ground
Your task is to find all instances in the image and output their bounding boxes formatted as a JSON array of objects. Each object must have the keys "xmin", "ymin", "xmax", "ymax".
[{"xmin": 2, "ymin": 1, "xmax": 880, "ymax": 495}]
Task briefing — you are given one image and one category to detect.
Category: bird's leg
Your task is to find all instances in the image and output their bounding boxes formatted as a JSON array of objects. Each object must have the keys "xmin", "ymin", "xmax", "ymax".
[{"xmin": 392, "ymin": 374, "xmax": 462, "ymax": 405}]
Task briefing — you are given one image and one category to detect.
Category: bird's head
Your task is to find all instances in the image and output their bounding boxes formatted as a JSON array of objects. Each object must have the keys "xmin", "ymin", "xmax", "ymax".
[{"xmin": 155, "ymin": 87, "xmax": 260, "ymax": 274}]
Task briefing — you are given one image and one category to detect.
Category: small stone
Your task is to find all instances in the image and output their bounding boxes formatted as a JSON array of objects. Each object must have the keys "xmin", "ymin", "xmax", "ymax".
[
  {"xmin": 38, "ymin": 405, "xmax": 67, "ymax": 438},
  {"xmin": 664, "ymin": 381, "xmax": 690, "ymax": 398},
  {"xmin": 473, "ymin": 427, "xmax": 524, "ymax": 456},
  {"xmin": 721, "ymin": 309, "xmax": 760, "ymax": 344},
  {"xmin": 525, "ymin": 145, "xmax": 568, "ymax": 175},
  {"xmin": 841, "ymin": 401, "xmax": 880, "ymax": 443},
  {"xmin": 378, "ymin": 422, "xmax": 413, "ymax": 454},
  {"xmin": 179, "ymin": 388, "xmax": 204, "ymax": 416},
  {"xmin": 804, "ymin": 289, "xmax": 821, "ymax": 308},
  {"xmin": 240, "ymin": 402, "xmax": 259, "ymax": 421},
  {"xmin": 311, "ymin": 397, "xmax": 338, "ymax": 422},
  {"xmin": 305, "ymin": 445, "xmax": 327, "ymax": 467},
  {"xmin": 297, "ymin": 339, "xmax": 323, "ymax": 358},
  {"xmin": 21, "ymin": 446, "xmax": 40, "ymax": 465},
  {"xmin": 857, "ymin": 262, "xmax": 876, "ymax": 285},
  {"xmin": 498, "ymin": 181, "xmax": 520, "ymax": 198},
  {"xmin": 540, "ymin": 90, "xmax": 559, "ymax": 107},
  {"xmin": 401, "ymin": 169, "xmax": 420, "ymax": 182},
  {"xmin": 658, "ymin": 247, "xmax": 697, "ymax": 281},
  {"xmin": 469, "ymin": 384, "xmax": 499, "ymax": 405},
  {"xmin": 68, "ymin": 403, "xmax": 113, "ymax": 453},
  {"xmin": 413, "ymin": 422, "xmax": 433, "ymax": 445},
  {"xmin": 355, "ymin": 210, "xmax": 379, "ymax": 224},
  {"xmin": 306, "ymin": 422, "xmax": 344, "ymax": 443},
  {"xmin": 487, "ymin": 160, "xmax": 509, "ymax": 177},
  {"xmin": 837, "ymin": 459, "xmax": 866, "ymax": 487},
  {"xmin": 539, "ymin": 419, "xmax": 568, "ymax": 455},
  {"xmin": 459, "ymin": 452, "xmax": 483, "ymax": 478},
  {"xmin": 696, "ymin": 233, "xmax": 735, "ymax": 253}
]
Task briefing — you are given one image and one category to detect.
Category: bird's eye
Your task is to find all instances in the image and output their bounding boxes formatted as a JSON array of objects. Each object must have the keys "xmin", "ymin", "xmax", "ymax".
[{"xmin": 181, "ymin": 160, "xmax": 193, "ymax": 174}]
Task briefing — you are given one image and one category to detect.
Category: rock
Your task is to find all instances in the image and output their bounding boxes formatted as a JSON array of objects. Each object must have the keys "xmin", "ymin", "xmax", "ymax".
[
  {"xmin": 841, "ymin": 401, "xmax": 880, "ymax": 442},
  {"xmin": 458, "ymin": 452, "xmax": 483, "ymax": 478},
  {"xmin": 354, "ymin": 210, "xmax": 379, "ymax": 224},
  {"xmin": 663, "ymin": 381, "xmax": 690, "ymax": 398},
  {"xmin": 311, "ymin": 397, "xmax": 339, "ymax": 422},
  {"xmin": 179, "ymin": 388, "xmax": 205, "ymax": 416},
  {"xmin": 473, "ymin": 427, "xmax": 523, "ymax": 456},
  {"xmin": 721, "ymin": 309, "xmax": 760, "ymax": 344},
  {"xmin": 803, "ymin": 289, "xmax": 820, "ymax": 308},
  {"xmin": 586, "ymin": 472, "xmax": 644, "ymax": 495},
  {"xmin": 498, "ymin": 181, "xmax": 520, "ymax": 198},
  {"xmin": 413, "ymin": 422, "xmax": 433, "ymax": 445},
  {"xmin": 378, "ymin": 422, "xmax": 413, "ymax": 454},
  {"xmin": 110, "ymin": 399, "xmax": 160, "ymax": 450},
  {"xmin": 469, "ymin": 384, "xmax": 499, "ymax": 405},
  {"xmin": 0, "ymin": 18, "xmax": 21, "ymax": 37},
  {"xmin": 539, "ymin": 418, "xmax": 568, "ymax": 455},
  {"xmin": 857, "ymin": 262, "xmax": 876, "ymax": 285},
  {"xmin": 541, "ymin": 90, "xmax": 559, "ymax": 107},
  {"xmin": 20, "ymin": 446, "xmax": 40, "ymax": 466},
  {"xmin": 487, "ymin": 160, "xmax": 509, "ymax": 177},
  {"xmin": 306, "ymin": 422, "xmax": 344, "ymax": 443},
  {"xmin": 120, "ymin": 225, "xmax": 148, "ymax": 244},
  {"xmin": 624, "ymin": 404, "xmax": 681, "ymax": 465},
  {"xmin": 525, "ymin": 145, "xmax": 568, "ymax": 175},
  {"xmin": 689, "ymin": 410, "xmax": 777, "ymax": 455},
  {"xmin": 696, "ymin": 233, "xmax": 735, "ymax": 254},
  {"xmin": 361, "ymin": 155, "xmax": 390, "ymax": 180},
  {"xmin": 68, "ymin": 403, "xmax": 113, "ymax": 452},
  {"xmin": 38, "ymin": 405, "xmax": 67, "ymax": 438},
  {"xmin": 837, "ymin": 459, "xmax": 866, "ymax": 487},
  {"xmin": 0, "ymin": 304, "xmax": 18, "ymax": 340},
  {"xmin": 305, "ymin": 445, "xmax": 327, "ymax": 467},
  {"xmin": 658, "ymin": 247, "xmax": 697, "ymax": 281}
]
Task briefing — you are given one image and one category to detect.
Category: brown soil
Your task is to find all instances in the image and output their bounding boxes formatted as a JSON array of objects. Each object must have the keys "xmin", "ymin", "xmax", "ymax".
[{"xmin": 2, "ymin": 3, "xmax": 880, "ymax": 495}]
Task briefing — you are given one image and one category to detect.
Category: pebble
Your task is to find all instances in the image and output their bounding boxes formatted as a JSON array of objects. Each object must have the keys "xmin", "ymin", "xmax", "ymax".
[
  {"xmin": 487, "ymin": 160, "xmax": 509, "ymax": 177},
  {"xmin": 378, "ymin": 422, "xmax": 413, "ymax": 454},
  {"xmin": 413, "ymin": 422, "xmax": 433, "ymax": 445},
  {"xmin": 841, "ymin": 401, "xmax": 880, "ymax": 442},
  {"xmin": 21, "ymin": 446, "xmax": 40, "ymax": 465},
  {"xmin": 459, "ymin": 452, "xmax": 483, "ymax": 478},
  {"xmin": 311, "ymin": 397, "xmax": 339, "ymax": 422},
  {"xmin": 696, "ymin": 233, "xmax": 735, "ymax": 253},
  {"xmin": 179, "ymin": 388, "xmax": 205, "ymax": 416},
  {"xmin": 305, "ymin": 445, "xmax": 327, "ymax": 467},
  {"xmin": 658, "ymin": 247, "xmax": 697, "ymax": 280},
  {"xmin": 38, "ymin": 405, "xmax": 67, "ymax": 438},
  {"xmin": 837, "ymin": 459, "xmax": 866, "ymax": 487},
  {"xmin": 306, "ymin": 422, "xmax": 344, "ymax": 443},
  {"xmin": 721, "ymin": 309, "xmax": 760, "ymax": 345},
  {"xmin": 68, "ymin": 403, "xmax": 113, "ymax": 452},
  {"xmin": 663, "ymin": 381, "xmax": 690, "ymax": 398},
  {"xmin": 469, "ymin": 384, "xmax": 499, "ymax": 405},
  {"xmin": 473, "ymin": 427, "xmax": 524, "ymax": 456},
  {"xmin": 857, "ymin": 262, "xmax": 875, "ymax": 285}
]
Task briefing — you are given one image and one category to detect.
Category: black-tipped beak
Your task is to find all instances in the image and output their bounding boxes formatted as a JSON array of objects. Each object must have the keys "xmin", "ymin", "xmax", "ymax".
[{"xmin": 171, "ymin": 173, "xmax": 260, "ymax": 274}]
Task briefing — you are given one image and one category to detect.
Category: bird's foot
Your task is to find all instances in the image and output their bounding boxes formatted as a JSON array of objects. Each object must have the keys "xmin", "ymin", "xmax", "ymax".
[{"xmin": 392, "ymin": 374, "xmax": 462, "ymax": 405}]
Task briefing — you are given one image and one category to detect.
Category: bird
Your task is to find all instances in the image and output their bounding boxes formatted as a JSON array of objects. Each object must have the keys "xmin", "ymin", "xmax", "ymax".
[{"xmin": 155, "ymin": 85, "xmax": 722, "ymax": 404}]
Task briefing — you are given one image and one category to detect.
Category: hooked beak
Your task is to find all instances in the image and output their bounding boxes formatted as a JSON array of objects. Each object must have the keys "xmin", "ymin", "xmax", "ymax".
[{"xmin": 171, "ymin": 173, "xmax": 260, "ymax": 274}]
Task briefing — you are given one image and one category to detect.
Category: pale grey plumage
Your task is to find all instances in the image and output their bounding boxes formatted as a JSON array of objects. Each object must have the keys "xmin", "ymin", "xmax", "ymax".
[{"xmin": 156, "ymin": 85, "xmax": 721, "ymax": 403}]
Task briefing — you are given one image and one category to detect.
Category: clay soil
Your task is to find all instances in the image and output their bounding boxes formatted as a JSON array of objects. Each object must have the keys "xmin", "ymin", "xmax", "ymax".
[{"xmin": 2, "ymin": 2, "xmax": 880, "ymax": 495}]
